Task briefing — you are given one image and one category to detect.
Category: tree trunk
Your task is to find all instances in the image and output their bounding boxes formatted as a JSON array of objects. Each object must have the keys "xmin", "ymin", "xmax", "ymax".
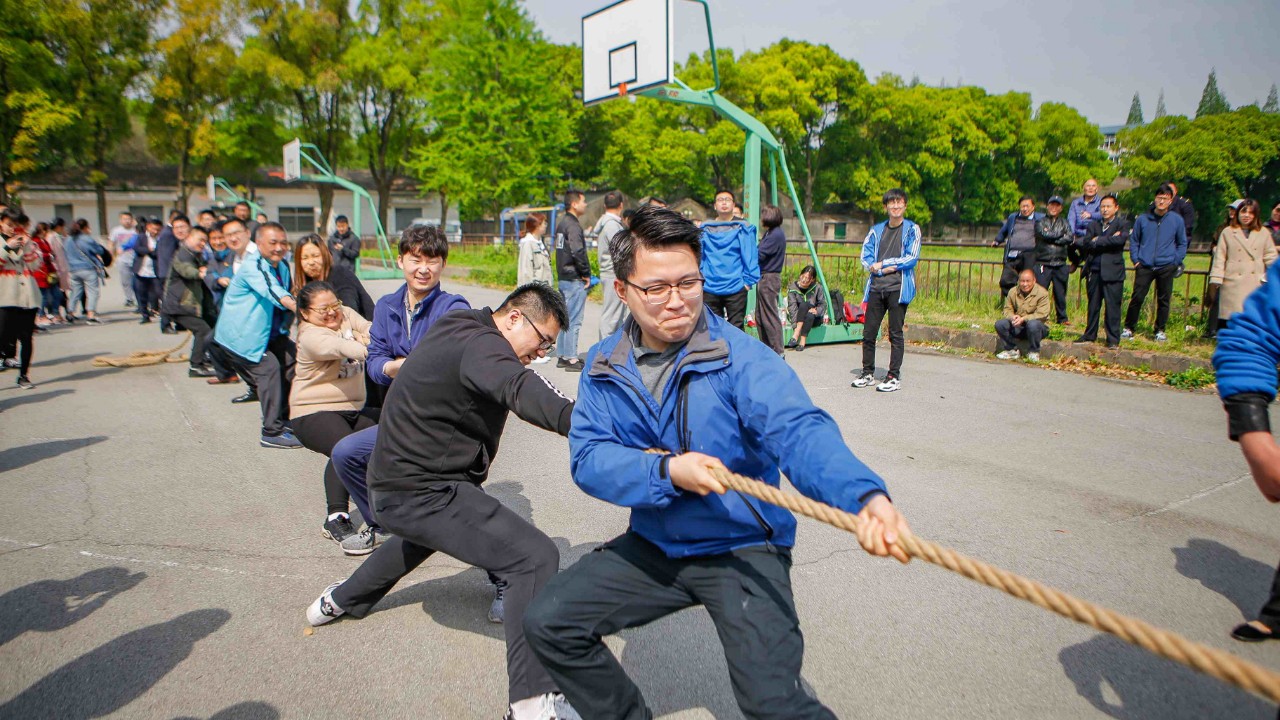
[
  {"xmin": 177, "ymin": 148, "xmax": 189, "ymax": 215},
  {"xmin": 439, "ymin": 192, "xmax": 450, "ymax": 230},
  {"xmin": 317, "ymin": 185, "xmax": 334, "ymax": 235},
  {"xmin": 0, "ymin": 153, "xmax": 8, "ymax": 206},
  {"xmin": 95, "ymin": 180, "xmax": 108, "ymax": 240},
  {"xmin": 375, "ymin": 176, "xmax": 392, "ymax": 235}
]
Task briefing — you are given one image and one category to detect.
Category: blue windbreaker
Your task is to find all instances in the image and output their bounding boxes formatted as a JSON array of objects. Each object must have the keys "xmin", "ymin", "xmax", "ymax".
[
  {"xmin": 1214, "ymin": 260, "xmax": 1280, "ymax": 401},
  {"xmin": 366, "ymin": 283, "xmax": 471, "ymax": 385},
  {"xmin": 1129, "ymin": 210, "xmax": 1187, "ymax": 268},
  {"xmin": 570, "ymin": 309, "xmax": 889, "ymax": 558},
  {"xmin": 212, "ymin": 253, "xmax": 292, "ymax": 362},
  {"xmin": 698, "ymin": 221, "xmax": 761, "ymax": 296},
  {"xmin": 860, "ymin": 219, "xmax": 921, "ymax": 304}
]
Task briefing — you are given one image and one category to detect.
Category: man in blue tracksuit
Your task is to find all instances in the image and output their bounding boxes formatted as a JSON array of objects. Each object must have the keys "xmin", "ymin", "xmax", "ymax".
[
  {"xmin": 699, "ymin": 189, "xmax": 760, "ymax": 330},
  {"xmin": 1213, "ymin": 260, "xmax": 1280, "ymax": 642},
  {"xmin": 1123, "ymin": 183, "xmax": 1187, "ymax": 342},
  {"xmin": 525, "ymin": 205, "xmax": 911, "ymax": 720},
  {"xmin": 852, "ymin": 188, "xmax": 920, "ymax": 393}
]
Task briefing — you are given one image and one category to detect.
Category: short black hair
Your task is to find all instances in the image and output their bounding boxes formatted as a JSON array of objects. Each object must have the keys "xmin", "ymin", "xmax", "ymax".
[
  {"xmin": 603, "ymin": 190, "xmax": 623, "ymax": 210},
  {"xmin": 1156, "ymin": 183, "xmax": 1175, "ymax": 197},
  {"xmin": 335, "ymin": 215, "xmax": 349, "ymax": 224},
  {"xmin": 611, "ymin": 205, "xmax": 702, "ymax": 283},
  {"xmin": 1100, "ymin": 193, "xmax": 1119, "ymax": 205},
  {"xmin": 216, "ymin": 218, "xmax": 243, "ymax": 234},
  {"xmin": 714, "ymin": 189, "xmax": 735, "ymax": 202},
  {"xmin": 760, "ymin": 204, "xmax": 783, "ymax": 230},
  {"xmin": 254, "ymin": 221, "xmax": 287, "ymax": 241},
  {"xmin": 499, "ymin": 282, "xmax": 569, "ymax": 330},
  {"xmin": 296, "ymin": 280, "xmax": 336, "ymax": 316},
  {"xmin": 168, "ymin": 209, "xmax": 182, "ymax": 220},
  {"xmin": 171, "ymin": 213, "xmax": 191, "ymax": 226},
  {"xmin": 146, "ymin": 217, "xmax": 164, "ymax": 228},
  {"xmin": 399, "ymin": 223, "xmax": 449, "ymax": 259},
  {"xmin": 119, "ymin": 211, "xmax": 134, "ymax": 219},
  {"xmin": 234, "ymin": 201, "xmax": 251, "ymax": 210},
  {"xmin": 564, "ymin": 189, "xmax": 585, "ymax": 207},
  {"xmin": 882, "ymin": 188, "xmax": 907, "ymax": 205},
  {"xmin": 0, "ymin": 208, "xmax": 21, "ymax": 223},
  {"xmin": 1018, "ymin": 195, "xmax": 1036, "ymax": 205}
]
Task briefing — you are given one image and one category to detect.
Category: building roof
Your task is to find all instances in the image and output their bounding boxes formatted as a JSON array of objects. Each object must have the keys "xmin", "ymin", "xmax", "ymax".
[{"xmin": 21, "ymin": 162, "xmax": 421, "ymax": 195}]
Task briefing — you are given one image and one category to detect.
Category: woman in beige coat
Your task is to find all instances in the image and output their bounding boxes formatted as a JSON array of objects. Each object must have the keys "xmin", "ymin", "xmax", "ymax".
[{"xmin": 1211, "ymin": 199, "xmax": 1277, "ymax": 325}]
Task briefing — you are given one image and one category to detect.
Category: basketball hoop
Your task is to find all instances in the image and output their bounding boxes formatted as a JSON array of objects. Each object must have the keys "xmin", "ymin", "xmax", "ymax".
[
  {"xmin": 618, "ymin": 82, "xmax": 629, "ymax": 97},
  {"xmin": 581, "ymin": 0, "xmax": 672, "ymax": 106}
]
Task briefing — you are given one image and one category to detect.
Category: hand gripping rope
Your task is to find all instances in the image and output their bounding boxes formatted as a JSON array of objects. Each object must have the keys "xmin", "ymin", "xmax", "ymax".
[
  {"xmin": 91, "ymin": 332, "xmax": 192, "ymax": 368},
  {"xmin": 647, "ymin": 451, "xmax": 1280, "ymax": 704}
]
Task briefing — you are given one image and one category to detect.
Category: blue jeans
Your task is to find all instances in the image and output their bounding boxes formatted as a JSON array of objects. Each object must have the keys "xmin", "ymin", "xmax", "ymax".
[
  {"xmin": 332, "ymin": 425, "xmax": 379, "ymax": 529},
  {"xmin": 557, "ymin": 279, "xmax": 587, "ymax": 359},
  {"xmin": 68, "ymin": 269, "xmax": 100, "ymax": 315}
]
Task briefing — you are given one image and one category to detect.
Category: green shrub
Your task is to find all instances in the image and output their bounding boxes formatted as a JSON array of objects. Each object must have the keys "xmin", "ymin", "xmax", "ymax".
[{"xmin": 1166, "ymin": 366, "xmax": 1215, "ymax": 390}]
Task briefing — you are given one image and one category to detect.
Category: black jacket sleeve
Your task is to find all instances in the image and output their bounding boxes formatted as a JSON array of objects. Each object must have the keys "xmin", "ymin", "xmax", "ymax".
[
  {"xmin": 569, "ymin": 222, "xmax": 589, "ymax": 278},
  {"xmin": 1094, "ymin": 217, "xmax": 1131, "ymax": 251},
  {"xmin": 459, "ymin": 332, "xmax": 574, "ymax": 436},
  {"xmin": 329, "ymin": 266, "xmax": 376, "ymax": 320}
]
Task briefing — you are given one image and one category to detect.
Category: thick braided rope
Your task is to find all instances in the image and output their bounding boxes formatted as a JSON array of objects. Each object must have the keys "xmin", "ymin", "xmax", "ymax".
[
  {"xmin": 703, "ymin": 465, "xmax": 1280, "ymax": 704},
  {"xmin": 91, "ymin": 332, "xmax": 192, "ymax": 368}
]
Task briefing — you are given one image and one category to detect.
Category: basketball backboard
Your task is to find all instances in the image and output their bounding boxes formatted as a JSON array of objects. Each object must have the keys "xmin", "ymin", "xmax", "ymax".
[
  {"xmin": 581, "ymin": 0, "xmax": 672, "ymax": 106},
  {"xmin": 283, "ymin": 139, "xmax": 302, "ymax": 182}
]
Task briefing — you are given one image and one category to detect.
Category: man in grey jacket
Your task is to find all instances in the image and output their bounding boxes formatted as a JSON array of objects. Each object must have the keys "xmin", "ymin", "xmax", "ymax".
[
  {"xmin": 327, "ymin": 215, "xmax": 360, "ymax": 272},
  {"xmin": 590, "ymin": 191, "xmax": 628, "ymax": 339}
]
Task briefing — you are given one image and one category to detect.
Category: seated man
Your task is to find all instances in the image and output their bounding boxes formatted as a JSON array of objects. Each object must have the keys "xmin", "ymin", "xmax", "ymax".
[
  {"xmin": 524, "ymin": 205, "xmax": 910, "ymax": 720},
  {"xmin": 995, "ymin": 269, "xmax": 1051, "ymax": 362}
]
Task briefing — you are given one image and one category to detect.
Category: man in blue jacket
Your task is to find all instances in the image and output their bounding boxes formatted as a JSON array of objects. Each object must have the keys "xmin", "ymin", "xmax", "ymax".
[
  {"xmin": 852, "ymin": 188, "xmax": 920, "ymax": 393},
  {"xmin": 1123, "ymin": 184, "xmax": 1187, "ymax": 343},
  {"xmin": 993, "ymin": 196, "xmax": 1043, "ymax": 298},
  {"xmin": 524, "ymin": 205, "xmax": 911, "ymax": 720},
  {"xmin": 210, "ymin": 222, "xmax": 301, "ymax": 448},
  {"xmin": 1213, "ymin": 260, "xmax": 1280, "ymax": 642},
  {"xmin": 699, "ymin": 190, "xmax": 760, "ymax": 330}
]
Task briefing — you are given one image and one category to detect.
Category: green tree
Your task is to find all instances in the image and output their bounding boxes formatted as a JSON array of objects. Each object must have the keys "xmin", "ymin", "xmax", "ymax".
[
  {"xmin": 1155, "ymin": 89, "xmax": 1168, "ymax": 119},
  {"xmin": 1264, "ymin": 84, "xmax": 1279, "ymax": 113},
  {"xmin": 1021, "ymin": 102, "xmax": 1116, "ymax": 200},
  {"xmin": 243, "ymin": 0, "xmax": 354, "ymax": 227},
  {"xmin": 146, "ymin": 0, "xmax": 236, "ymax": 213},
  {"xmin": 1126, "ymin": 92, "xmax": 1144, "ymax": 126},
  {"xmin": 407, "ymin": 0, "xmax": 577, "ymax": 224},
  {"xmin": 44, "ymin": 0, "xmax": 161, "ymax": 233},
  {"xmin": 1196, "ymin": 69, "xmax": 1231, "ymax": 118}
]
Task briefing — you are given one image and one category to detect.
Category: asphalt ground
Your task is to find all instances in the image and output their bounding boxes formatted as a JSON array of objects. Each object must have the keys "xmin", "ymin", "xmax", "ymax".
[{"xmin": 1, "ymin": 276, "xmax": 1277, "ymax": 719}]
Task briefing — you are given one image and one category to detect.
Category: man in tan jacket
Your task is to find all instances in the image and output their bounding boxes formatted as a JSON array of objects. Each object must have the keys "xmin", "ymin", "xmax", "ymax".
[{"xmin": 995, "ymin": 269, "xmax": 1051, "ymax": 361}]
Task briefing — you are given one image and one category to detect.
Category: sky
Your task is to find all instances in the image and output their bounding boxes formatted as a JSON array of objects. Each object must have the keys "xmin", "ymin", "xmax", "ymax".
[{"xmin": 523, "ymin": 0, "xmax": 1280, "ymax": 125}]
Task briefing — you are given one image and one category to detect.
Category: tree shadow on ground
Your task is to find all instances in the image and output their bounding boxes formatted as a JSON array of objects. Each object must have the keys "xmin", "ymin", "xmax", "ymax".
[
  {"xmin": 1173, "ymin": 538, "xmax": 1273, "ymax": 620},
  {"xmin": 0, "ymin": 436, "xmax": 108, "ymax": 473},
  {"xmin": 0, "ymin": 608, "xmax": 231, "ymax": 719},
  {"xmin": 31, "ymin": 353, "xmax": 109, "ymax": 368},
  {"xmin": 0, "ymin": 566, "xmax": 147, "ymax": 647},
  {"xmin": 0, "ymin": 388, "xmax": 73, "ymax": 412},
  {"xmin": 173, "ymin": 701, "xmax": 280, "ymax": 720},
  {"xmin": 1059, "ymin": 634, "xmax": 1274, "ymax": 719},
  {"xmin": 40, "ymin": 366, "xmax": 124, "ymax": 386}
]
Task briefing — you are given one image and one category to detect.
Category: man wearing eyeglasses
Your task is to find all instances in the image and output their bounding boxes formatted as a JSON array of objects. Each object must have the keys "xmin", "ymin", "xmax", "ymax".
[
  {"xmin": 212, "ymin": 222, "xmax": 302, "ymax": 448},
  {"xmin": 524, "ymin": 205, "xmax": 911, "ymax": 720},
  {"xmin": 306, "ymin": 283, "xmax": 583, "ymax": 720}
]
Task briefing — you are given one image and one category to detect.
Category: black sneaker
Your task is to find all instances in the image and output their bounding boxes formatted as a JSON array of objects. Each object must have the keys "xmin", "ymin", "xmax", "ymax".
[
  {"xmin": 15, "ymin": 376, "xmax": 36, "ymax": 390},
  {"xmin": 188, "ymin": 365, "xmax": 217, "ymax": 378},
  {"xmin": 557, "ymin": 357, "xmax": 583, "ymax": 373},
  {"xmin": 322, "ymin": 515, "xmax": 357, "ymax": 545},
  {"xmin": 231, "ymin": 388, "xmax": 259, "ymax": 404},
  {"xmin": 488, "ymin": 577, "xmax": 508, "ymax": 624}
]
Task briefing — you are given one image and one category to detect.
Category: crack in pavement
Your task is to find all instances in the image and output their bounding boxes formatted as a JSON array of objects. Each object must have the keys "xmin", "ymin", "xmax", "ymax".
[{"xmin": 1109, "ymin": 472, "xmax": 1253, "ymax": 524}]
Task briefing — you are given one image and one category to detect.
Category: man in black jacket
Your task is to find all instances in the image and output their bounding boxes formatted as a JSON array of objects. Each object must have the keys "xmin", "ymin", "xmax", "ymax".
[
  {"xmin": 155, "ymin": 212, "xmax": 190, "ymax": 334},
  {"xmin": 1034, "ymin": 196, "xmax": 1073, "ymax": 324},
  {"xmin": 554, "ymin": 189, "xmax": 590, "ymax": 371},
  {"xmin": 306, "ymin": 283, "xmax": 580, "ymax": 719},
  {"xmin": 1072, "ymin": 194, "xmax": 1129, "ymax": 347},
  {"xmin": 327, "ymin": 215, "xmax": 360, "ymax": 272}
]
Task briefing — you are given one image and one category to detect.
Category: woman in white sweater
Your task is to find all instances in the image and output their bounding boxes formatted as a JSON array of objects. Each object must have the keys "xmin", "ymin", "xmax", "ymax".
[
  {"xmin": 0, "ymin": 208, "xmax": 43, "ymax": 389},
  {"xmin": 289, "ymin": 280, "xmax": 381, "ymax": 555},
  {"xmin": 1211, "ymin": 198, "xmax": 1278, "ymax": 328},
  {"xmin": 517, "ymin": 213, "xmax": 552, "ymax": 287}
]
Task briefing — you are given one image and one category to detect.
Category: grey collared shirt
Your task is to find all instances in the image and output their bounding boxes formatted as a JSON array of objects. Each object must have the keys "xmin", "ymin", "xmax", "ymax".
[{"xmin": 630, "ymin": 324, "xmax": 685, "ymax": 401}]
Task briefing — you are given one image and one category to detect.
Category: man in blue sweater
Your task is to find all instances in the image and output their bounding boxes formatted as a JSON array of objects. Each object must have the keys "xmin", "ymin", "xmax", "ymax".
[
  {"xmin": 1213, "ymin": 260, "xmax": 1280, "ymax": 642},
  {"xmin": 524, "ymin": 205, "xmax": 910, "ymax": 720},
  {"xmin": 1123, "ymin": 184, "xmax": 1187, "ymax": 343}
]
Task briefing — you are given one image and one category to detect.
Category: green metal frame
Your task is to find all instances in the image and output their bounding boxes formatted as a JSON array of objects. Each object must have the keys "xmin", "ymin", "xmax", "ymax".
[
  {"xmin": 208, "ymin": 177, "xmax": 266, "ymax": 219},
  {"xmin": 632, "ymin": 0, "xmax": 860, "ymax": 344},
  {"xmin": 289, "ymin": 143, "xmax": 399, "ymax": 279}
]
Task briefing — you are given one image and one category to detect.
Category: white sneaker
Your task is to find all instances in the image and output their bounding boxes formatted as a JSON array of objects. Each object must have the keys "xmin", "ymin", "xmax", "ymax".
[
  {"xmin": 851, "ymin": 372, "xmax": 876, "ymax": 388},
  {"xmin": 1026, "ymin": 352, "xmax": 1040, "ymax": 362},
  {"xmin": 531, "ymin": 356, "xmax": 552, "ymax": 364},
  {"xmin": 1120, "ymin": 328, "xmax": 1133, "ymax": 340},
  {"xmin": 996, "ymin": 349, "xmax": 1020, "ymax": 360},
  {"xmin": 306, "ymin": 581, "xmax": 346, "ymax": 626},
  {"xmin": 875, "ymin": 376, "xmax": 901, "ymax": 393},
  {"xmin": 1154, "ymin": 331, "xmax": 1168, "ymax": 343},
  {"xmin": 504, "ymin": 693, "xmax": 582, "ymax": 720}
]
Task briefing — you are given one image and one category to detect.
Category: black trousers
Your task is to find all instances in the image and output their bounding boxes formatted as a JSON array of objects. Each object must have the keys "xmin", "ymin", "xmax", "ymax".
[
  {"xmin": 705, "ymin": 289, "xmax": 748, "ymax": 330},
  {"xmin": 861, "ymin": 288, "xmax": 906, "ymax": 379},
  {"xmin": 792, "ymin": 299, "xmax": 824, "ymax": 340},
  {"xmin": 1257, "ymin": 561, "xmax": 1280, "ymax": 629},
  {"xmin": 1080, "ymin": 271, "xmax": 1123, "ymax": 345},
  {"xmin": 0, "ymin": 307, "xmax": 37, "ymax": 376},
  {"xmin": 291, "ymin": 408, "xmax": 381, "ymax": 516},
  {"xmin": 172, "ymin": 315, "xmax": 230, "ymax": 377},
  {"xmin": 214, "ymin": 335, "xmax": 296, "ymax": 436},
  {"xmin": 333, "ymin": 482, "xmax": 560, "ymax": 703},
  {"xmin": 525, "ymin": 532, "xmax": 834, "ymax": 720},
  {"xmin": 994, "ymin": 317, "xmax": 1048, "ymax": 352},
  {"xmin": 999, "ymin": 252, "xmax": 1036, "ymax": 298},
  {"xmin": 133, "ymin": 277, "xmax": 161, "ymax": 317},
  {"xmin": 1035, "ymin": 263, "xmax": 1071, "ymax": 323},
  {"xmin": 756, "ymin": 272, "xmax": 784, "ymax": 354},
  {"xmin": 1125, "ymin": 264, "xmax": 1177, "ymax": 333}
]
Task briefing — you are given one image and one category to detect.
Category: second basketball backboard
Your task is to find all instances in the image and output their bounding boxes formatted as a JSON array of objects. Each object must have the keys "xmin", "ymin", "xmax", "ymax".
[{"xmin": 581, "ymin": 0, "xmax": 673, "ymax": 106}]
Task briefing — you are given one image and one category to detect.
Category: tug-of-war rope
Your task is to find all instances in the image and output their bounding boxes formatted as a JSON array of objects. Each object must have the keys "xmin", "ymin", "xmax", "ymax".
[
  {"xmin": 647, "ymin": 450, "xmax": 1280, "ymax": 704},
  {"xmin": 91, "ymin": 332, "xmax": 191, "ymax": 368}
]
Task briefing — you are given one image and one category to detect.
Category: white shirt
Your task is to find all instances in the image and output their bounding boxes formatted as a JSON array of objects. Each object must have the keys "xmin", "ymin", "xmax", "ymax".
[{"xmin": 232, "ymin": 242, "xmax": 260, "ymax": 276}]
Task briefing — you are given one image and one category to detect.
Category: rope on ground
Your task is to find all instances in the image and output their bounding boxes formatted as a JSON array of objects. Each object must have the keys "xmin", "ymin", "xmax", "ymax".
[
  {"xmin": 657, "ymin": 452, "xmax": 1280, "ymax": 704},
  {"xmin": 91, "ymin": 332, "xmax": 192, "ymax": 368}
]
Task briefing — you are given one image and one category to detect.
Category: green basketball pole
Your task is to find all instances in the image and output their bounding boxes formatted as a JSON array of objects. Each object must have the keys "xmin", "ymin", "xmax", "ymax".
[
  {"xmin": 632, "ymin": 0, "xmax": 861, "ymax": 344},
  {"xmin": 207, "ymin": 176, "xmax": 266, "ymax": 220}
]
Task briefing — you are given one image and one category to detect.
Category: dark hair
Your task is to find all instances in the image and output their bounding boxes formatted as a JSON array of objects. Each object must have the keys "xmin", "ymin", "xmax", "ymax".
[
  {"xmin": 1155, "ymin": 183, "xmax": 1175, "ymax": 197},
  {"xmin": 198, "ymin": 209, "xmax": 215, "ymax": 218},
  {"xmin": 34, "ymin": 221, "xmax": 49, "ymax": 237},
  {"xmin": 1100, "ymin": 193, "xmax": 1119, "ymax": 206},
  {"xmin": 523, "ymin": 213, "xmax": 546, "ymax": 235},
  {"xmin": 169, "ymin": 209, "xmax": 182, "ymax": 221},
  {"xmin": 254, "ymin": 221, "xmax": 287, "ymax": 242},
  {"xmin": 399, "ymin": 223, "xmax": 449, "ymax": 259},
  {"xmin": 882, "ymin": 188, "xmax": 907, "ymax": 205},
  {"xmin": 611, "ymin": 205, "xmax": 702, "ymax": 283},
  {"xmin": 293, "ymin": 233, "xmax": 332, "ymax": 293},
  {"xmin": 1234, "ymin": 199, "xmax": 1264, "ymax": 233},
  {"xmin": 146, "ymin": 217, "xmax": 164, "ymax": 228},
  {"xmin": 16, "ymin": 212, "xmax": 29, "ymax": 227},
  {"xmin": 760, "ymin": 204, "xmax": 783, "ymax": 230},
  {"xmin": 603, "ymin": 190, "xmax": 623, "ymax": 210},
  {"xmin": 234, "ymin": 201, "xmax": 251, "ymax": 210},
  {"xmin": 1018, "ymin": 195, "xmax": 1035, "ymax": 205},
  {"xmin": 119, "ymin": 211, "xmax": 134, "ymax": 219},
  {"xmin": 798, "ymin": 265, "xmax": 818, "ymax": 284},
  {"xmin": 621, "ymin": 209, "xmax": 636, "ymax": 224},
  {"xmin": 51, "ymin": 217, "xmax": 66, "ymax": 230},
  {"xmin": 714, "ymin": 189, "xmax": 735, "ymax": 202},
  {"xmin": 644, "ymin": 197, "xmax": 667, "ymax": 207},
  {"xmin": 216, "ymin": 218, "xmax": 243, "ymax": 234},
  {"xmin": 296, "ymin": 280, "xmax": 337, "ymax": 319},
  {"xmin": 499, "ymin": 282, "xmax": 569, "ymax": 330},
  {"xmin": 0, "ymin": 208, "xmax": 21, "ymax": 223},
  {"xmin": 171, "ymin": 213, "xmax": 191, "ymax": 226},
  {"xmin": 564, "ymin": 189, "xmax": 585, "ymax": 207},
  {"xmin": 335, "ymin": 215, "xmax": 349, "ymax": 224},
  {"xmin": 74, "ymin": 218, "xmax": 91, "ymax": 233}
]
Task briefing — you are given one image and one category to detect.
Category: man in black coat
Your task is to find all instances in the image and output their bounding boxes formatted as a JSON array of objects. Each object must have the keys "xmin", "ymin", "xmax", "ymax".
[
  {"xmin": 154, "ymin": 212, "xmax": 190, "ymax": 334},
  {"xmin": 327, "ymin": 215, "xmax": 361, "ymax": 272},
  {"xmin": 1034, "ymin": 196, "xmax": 1074, "ymax": 324},
  {"xmin": 1073, "ymin": 194, "xmax": 1130, "ymax": 347}
]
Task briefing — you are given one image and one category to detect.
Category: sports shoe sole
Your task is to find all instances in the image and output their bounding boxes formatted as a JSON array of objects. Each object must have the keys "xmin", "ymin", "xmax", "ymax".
[
  {"xmin": 306, "ymin": 581, "xmax": 346, "ymax": 626},
  {"xmin": 260, "ymin": 438, "xmax": 303, "ymax": 449}
]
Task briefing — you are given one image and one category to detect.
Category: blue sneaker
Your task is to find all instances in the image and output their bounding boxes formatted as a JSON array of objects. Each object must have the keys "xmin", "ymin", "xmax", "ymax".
[{"xmin": 260, "ymin": 431, "xmax": 303, "ymax": 449}]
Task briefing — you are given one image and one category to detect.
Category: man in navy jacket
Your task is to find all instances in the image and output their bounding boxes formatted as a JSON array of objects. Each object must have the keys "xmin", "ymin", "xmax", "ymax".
[
  {"xmin": 525, "ymin": 205, "xmax": 910, "ymax": 720},
  {"xmin": 1123, "ymin": 184, "xmax": 1187, "ymax": 342}
]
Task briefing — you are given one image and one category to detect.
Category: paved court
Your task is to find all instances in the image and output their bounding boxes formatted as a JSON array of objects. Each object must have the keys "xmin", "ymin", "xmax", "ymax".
[{"xmin": 1, "ymin": 277, "xmax": 1277, "ymax": 719}]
